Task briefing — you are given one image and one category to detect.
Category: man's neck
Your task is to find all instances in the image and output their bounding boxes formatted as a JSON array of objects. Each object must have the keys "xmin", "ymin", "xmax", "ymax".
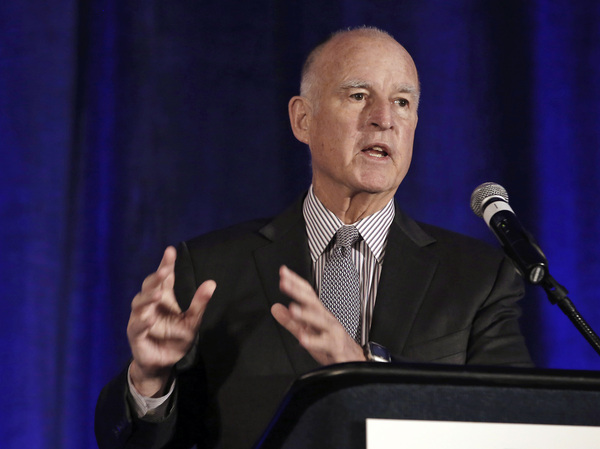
[{"xmin": 312, "ymin": 184, "xmax": 396, "ymax": 224}]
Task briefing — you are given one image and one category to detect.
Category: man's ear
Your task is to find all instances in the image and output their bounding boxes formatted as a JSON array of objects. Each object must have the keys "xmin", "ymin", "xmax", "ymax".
[{"xmin": 288, "ymin": 96, "xmax": 311, "ymax": 144}]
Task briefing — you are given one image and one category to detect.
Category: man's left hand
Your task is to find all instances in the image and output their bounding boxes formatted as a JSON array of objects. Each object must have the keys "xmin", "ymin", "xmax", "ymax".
[{"xmin": 271, "ymin": 265, "xmax": 366, "ymax": 365}]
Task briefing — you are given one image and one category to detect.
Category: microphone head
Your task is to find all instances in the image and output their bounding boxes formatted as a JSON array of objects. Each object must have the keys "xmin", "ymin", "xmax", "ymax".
[{"xmin": 470, "ymin": 182, "xmax": 509, "ymax": 217}]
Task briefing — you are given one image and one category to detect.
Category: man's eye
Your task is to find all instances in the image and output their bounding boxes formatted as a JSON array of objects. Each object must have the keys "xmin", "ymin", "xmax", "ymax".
[
  {"xmin": 350, "ymin": 93, "xmax": 365, "ymax": 101},
  {"xmin": 395, "ymin": 98, "xmax": 409, "ymax": 107}
]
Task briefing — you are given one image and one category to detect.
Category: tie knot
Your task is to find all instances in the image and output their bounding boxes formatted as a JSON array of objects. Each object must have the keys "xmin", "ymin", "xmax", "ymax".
[{"xmin": 335, "ymin": 225, "xmax": 360, "ymax": 249}]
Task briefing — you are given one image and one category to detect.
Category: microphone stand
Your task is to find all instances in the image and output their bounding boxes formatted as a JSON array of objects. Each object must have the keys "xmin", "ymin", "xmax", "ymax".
[
  {"xmin": 470, "ymin": 182, "xmax": 600, "ymax": 357},
  {"xmin": 539, "ymin": 273, "xmax": 600, "ymax": 356}
]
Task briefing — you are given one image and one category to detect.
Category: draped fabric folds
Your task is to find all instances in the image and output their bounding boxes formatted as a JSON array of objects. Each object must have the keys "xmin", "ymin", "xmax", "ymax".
[{"xmin": 1, "ymin": 1, "xmax": 599, "ymax": 447}]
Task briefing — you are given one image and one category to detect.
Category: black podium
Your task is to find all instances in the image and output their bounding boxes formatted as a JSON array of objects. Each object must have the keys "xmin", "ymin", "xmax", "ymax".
[{"xmin": 254, "ymin": 362, "xmax": 600, "ymax": 448}]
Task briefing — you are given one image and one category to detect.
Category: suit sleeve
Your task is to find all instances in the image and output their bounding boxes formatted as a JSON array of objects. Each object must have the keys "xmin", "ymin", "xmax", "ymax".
[
  {"xmin": 466, "ymin": 256, "xmax": 533, "ymax": 367},
  {"xmin": 94, "ymin": 366, "xmax": 180, "ymax": 449}
]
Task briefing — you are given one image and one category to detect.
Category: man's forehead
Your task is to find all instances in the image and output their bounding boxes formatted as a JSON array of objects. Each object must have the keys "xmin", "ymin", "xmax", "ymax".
[
  {"xmin": 301, "ymin": 30, "xmax": 420, "ymax": 100},
  {"xmin": 320, "ymin": 36, "xmax": 417, "ymax": 75}
]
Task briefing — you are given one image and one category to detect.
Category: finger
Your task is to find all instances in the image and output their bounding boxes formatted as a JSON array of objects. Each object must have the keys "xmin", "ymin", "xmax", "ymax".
[
  {"xmin": 127, "ymin": 297, "xmax": 160, "ymax": 338},
  {"xmin": 158, "ymin": 246, "xmax": 177, "ymax": 270},
  {"xmin": 140, "ymin": 247, "xmax": 177, "ymax": 291},
  {"xmin": 279, "ymin": 266, "xmax": 320, "ymax": 307},
  {"xmin": 140, "ymin": 270, "xmax": 166, "ymax": 293},
  {"xmin": 288, "ymin": 300, "xmax": 335, "ymax": 332},
  {"xmin": 296, "ymin": 328, "xmax": 343, "ymax": 353},
  {"xmin": 135, "ymin": 247, "xmax": 179, "ymax": 311},
  {"xmin": 279, "ymin": 265, "xmax": 336, "ymax": 328},
  {"xmin": 271, "ymin": 303, "xmax": 293, "ymax": 328},
  {"xmin": 184, "ymin": 280, "xmax": 216, "ymax": 331},
  {"xmin": 143, "ymin": 281, "xmax": 216, "ymax": 343},
  {"xmin": 131, "ymin": 287, "xmax": 178, "ymax": 333},
  {"xmin": 292, "ymin": 319, "xmax": 363, "ymax": 364},
  {"xmin": 271, "ymin": 303, "xmax": 308, "ymax": 341},
  {"xmin": 127, "ymin": 314, "xmax": 154, "ymax": 340},
  {"xmin": 273, "ymin": 303, "xmax": 329, "ymax": 360},
  {"xmin": 292, "ymin": 328, "xmax": 324, "ymax": 351},
  {"xmin": 155, "ymin": 272, "xmax": 181, "ymax": 314},
  {"xmin": 146, "ymin": 318, "xmax": 197, "ymax": 341},
  {"xmin": 162, "ymin": 269, "xmax": 175, "ymax": 291},
  {"xmin": 132, "ymin": 279, "xmax": 178, "ymax": 314}
]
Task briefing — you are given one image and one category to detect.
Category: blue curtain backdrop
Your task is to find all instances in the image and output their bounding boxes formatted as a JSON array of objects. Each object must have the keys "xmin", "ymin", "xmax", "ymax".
[{"xmin": 2, "ymin": 0, "xmax": 600, "ymax": 447}]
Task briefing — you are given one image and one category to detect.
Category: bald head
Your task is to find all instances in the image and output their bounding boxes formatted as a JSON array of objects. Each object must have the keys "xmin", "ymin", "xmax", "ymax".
[
  {"xmin": 300, "ymin": 27, "xmax": 420, "ymax": 108},
  {"xmin": 287, "ymin": 26, "xmax": 420, "ymax": 220}
]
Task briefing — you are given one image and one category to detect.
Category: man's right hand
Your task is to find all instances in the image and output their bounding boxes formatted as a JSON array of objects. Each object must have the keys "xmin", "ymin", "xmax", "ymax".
[{"xmin": 127, "ymin": 246, "xmax": 215, "ymax": 397}]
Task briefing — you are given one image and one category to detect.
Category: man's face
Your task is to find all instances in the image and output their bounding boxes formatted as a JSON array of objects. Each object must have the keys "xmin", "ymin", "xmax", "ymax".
[{"xmin": 298, "ymin": 34, "xmax": 420, "ymax": 201}]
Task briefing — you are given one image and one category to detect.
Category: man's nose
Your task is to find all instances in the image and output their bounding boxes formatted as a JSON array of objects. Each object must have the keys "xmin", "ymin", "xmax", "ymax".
[{"xmin": 367, "ymin": 99, "xmax": 394, "ymax": 130}]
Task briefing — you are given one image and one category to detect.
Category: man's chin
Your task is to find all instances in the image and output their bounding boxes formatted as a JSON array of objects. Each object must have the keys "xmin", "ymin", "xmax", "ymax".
[{"xmin": 353, "ymin": 176, "xmax": 402, "ymax": 196}]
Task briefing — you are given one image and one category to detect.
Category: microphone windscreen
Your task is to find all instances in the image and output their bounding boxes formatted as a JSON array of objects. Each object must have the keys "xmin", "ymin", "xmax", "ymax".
[{"xmin": 470, "ymin": 182, "xmax": 509, "ymax": 217}]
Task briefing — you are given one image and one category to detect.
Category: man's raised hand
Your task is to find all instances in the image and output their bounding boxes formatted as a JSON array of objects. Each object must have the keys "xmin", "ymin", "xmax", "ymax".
[
  {"xmin": 271, "ymin": 265, "xmax": 365, "ymax": 366},
  {"xmin": 127, "ymin": 246, "xmax": 215, "ymax": 397}
]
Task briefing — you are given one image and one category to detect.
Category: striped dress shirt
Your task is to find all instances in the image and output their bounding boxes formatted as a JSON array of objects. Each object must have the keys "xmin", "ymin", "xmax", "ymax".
[{"xmin": 302, "ymin": 185, "xmax": 395, "ymax": 345}]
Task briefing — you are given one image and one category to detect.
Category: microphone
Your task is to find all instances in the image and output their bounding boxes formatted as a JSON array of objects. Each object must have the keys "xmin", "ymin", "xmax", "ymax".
[{"xmin": 470, "ymin": 182, "xmax": 547, "ymax": 284}]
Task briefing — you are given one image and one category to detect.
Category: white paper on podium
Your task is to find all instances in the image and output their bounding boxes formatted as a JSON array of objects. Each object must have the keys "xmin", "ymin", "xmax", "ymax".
[{"xmin": 366, "ymin": 418, "xmax": 600, "ymax": 449}]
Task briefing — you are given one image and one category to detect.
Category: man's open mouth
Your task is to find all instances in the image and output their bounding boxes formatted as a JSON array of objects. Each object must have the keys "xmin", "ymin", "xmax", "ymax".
[{"xmin": 362, "ymin": 146, "xmax": 389, "ymax": 158}]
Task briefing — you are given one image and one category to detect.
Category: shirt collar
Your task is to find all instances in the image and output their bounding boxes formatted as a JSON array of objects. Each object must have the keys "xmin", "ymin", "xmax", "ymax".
[{"xmin": 303, "ymin": 185, "xmax": 395, "ymax": 263}]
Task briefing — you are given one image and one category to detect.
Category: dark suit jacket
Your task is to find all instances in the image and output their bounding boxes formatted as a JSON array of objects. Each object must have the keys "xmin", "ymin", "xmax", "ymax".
[{"xmin": 95, "ymin": 196, "xmax": 532, "ymax": 449}]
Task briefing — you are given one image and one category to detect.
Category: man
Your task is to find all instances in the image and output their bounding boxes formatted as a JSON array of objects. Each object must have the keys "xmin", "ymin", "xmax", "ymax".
[{"xmin": 95, "ymin": 27, "xmax": 532, "ymax": 449}]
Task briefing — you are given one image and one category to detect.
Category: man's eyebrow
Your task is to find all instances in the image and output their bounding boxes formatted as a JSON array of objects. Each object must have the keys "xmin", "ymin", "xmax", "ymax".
[
  {"xmin": 395, "ymin": 83, "xmax": 420, "ymax": 96},
  {"xmin": 339, "ymin": 80, "xmax": 420, "ymax": 96},
  {"xmin": 396, "ymin": 83, "xmax": 421, "ymax": 106},
  {"xmin": 339, "ymin": 80, "xmax": 371, "ymax": 90}
]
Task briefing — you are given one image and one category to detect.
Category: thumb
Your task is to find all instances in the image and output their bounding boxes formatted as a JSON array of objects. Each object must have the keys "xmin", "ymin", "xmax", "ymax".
[{"xmin": 184, "ymin": 280, "xmax": 216, "ymax": 330}]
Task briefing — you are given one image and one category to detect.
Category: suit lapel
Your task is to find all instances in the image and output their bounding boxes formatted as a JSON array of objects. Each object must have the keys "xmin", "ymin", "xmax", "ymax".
[
  {"xmin": 253, "ymin": 196, "xmax": 320, "ymax": 375},
  {"xmin": 252, "ymin": 197, "xmax": 440, "ymax": 370},
  {"xmin": 370, "ymin": 206, "xmax": 439, "ymax": 357}
]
